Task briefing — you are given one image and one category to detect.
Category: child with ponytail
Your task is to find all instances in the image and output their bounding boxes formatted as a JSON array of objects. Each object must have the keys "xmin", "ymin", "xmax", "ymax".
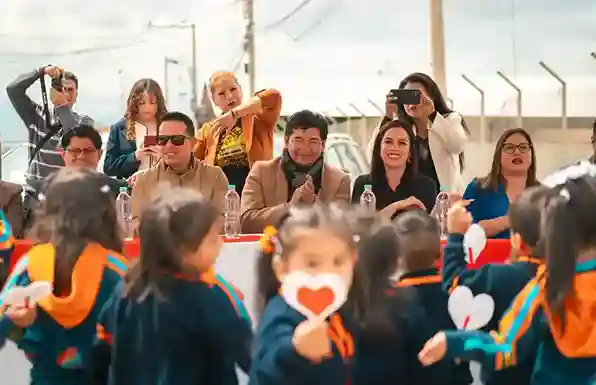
[
  {"xmin": 420, "ymin": 174, "xmax": 596, "ymax": 384},
  {"xmin": 249, "ymin": 205, "xmax": 365, "ymax": 385}
]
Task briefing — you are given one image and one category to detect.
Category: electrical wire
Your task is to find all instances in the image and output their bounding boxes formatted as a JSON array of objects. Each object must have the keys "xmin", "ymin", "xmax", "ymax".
[
  {"xmin": 0, "ymin": 38, "xmax": 147, "ymax": 57},
  {"xmin": 262, "ymin": 0, "xmax": 316, "ymax": 30},
  {"xmin": 292, "ymin": 0, "xmax": 344, "ymax": 41},
  {"xmin": 510, "ymin": 0, "xmax": 518, "ymax": 77}
]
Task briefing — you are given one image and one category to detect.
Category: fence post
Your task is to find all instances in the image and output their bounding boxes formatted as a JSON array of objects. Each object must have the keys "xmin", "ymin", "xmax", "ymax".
[
  {"xmin": 496, "ymin": 70, "xmax": 523, "ymax": 128},
  {"xmin": 538, "ymin": 61, "xmax": 567, "ymax": 131},
  {"xmin": 461, "ymin": 74, "xmax": 486, "ymax": 142}
]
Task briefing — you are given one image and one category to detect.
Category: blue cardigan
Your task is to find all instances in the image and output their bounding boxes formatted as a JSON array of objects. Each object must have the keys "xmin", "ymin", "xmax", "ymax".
[{"xmin": 103, "ymin": 118, "xmax": 140, "ymax": 179}]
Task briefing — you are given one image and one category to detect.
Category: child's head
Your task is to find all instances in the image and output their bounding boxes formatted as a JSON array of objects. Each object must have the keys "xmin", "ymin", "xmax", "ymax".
[
  {"xmin": 256, "ymin": 205, "xmax": 360, "ymax": 313},
  {"xmin": 30, "ymin": 168, "xmax": 123, "ymax": 293},
  {"xmin": 392, "ymin": 210, "xmax": 441, "ymax": 272},
  {"xmin": 542, "ymin": 174, "xmax": 596, "ymax": 316},
  {"xmin": 125, "ymin": 188, "xmax": 222, "ymax": 299},
  {"xmin": 508, "ymin": 185, "xmax": 550, "ymax": 259}
]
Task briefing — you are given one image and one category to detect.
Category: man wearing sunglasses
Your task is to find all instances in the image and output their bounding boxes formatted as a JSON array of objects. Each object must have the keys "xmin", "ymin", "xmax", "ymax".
[{"xmin": 131, "ymin": 111, "xmax": 229, "ymax": 219}]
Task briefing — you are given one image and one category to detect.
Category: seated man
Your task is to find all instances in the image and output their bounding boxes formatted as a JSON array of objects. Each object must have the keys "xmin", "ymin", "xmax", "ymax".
[
  {"xmin": 132, "ymin": 111, "xmax": 229, "ymax": 220},
  {"xmin": 28, "ymin": 123, "xmax": 127, "ymax": 198},
  {"xmin": 240, "ymin": 109, "xmax": 351, "ymax": 233}
]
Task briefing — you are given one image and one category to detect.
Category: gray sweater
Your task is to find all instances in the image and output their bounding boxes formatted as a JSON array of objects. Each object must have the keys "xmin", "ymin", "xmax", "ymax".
[{"xmin": 5, "ymin": 68, "xmax": 94, "ymax": 182}]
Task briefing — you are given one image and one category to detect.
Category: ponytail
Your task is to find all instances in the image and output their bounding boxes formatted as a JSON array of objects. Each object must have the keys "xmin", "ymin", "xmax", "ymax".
[{"xmin": 543, "ymin": 189, "xmax": 579, "ymax": 319}]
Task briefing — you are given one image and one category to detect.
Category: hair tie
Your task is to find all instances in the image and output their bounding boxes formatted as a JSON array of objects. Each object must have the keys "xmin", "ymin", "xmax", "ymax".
[{"xmin": 260, "ymin": 225, "xmax": 278, "ymax": 254}]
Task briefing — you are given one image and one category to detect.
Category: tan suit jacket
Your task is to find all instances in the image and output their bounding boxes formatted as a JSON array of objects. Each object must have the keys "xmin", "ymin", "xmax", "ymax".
[
  {"xmin": 240, "ymin": 157, "xmax": 351, "ymax": 234},
  {"xmin": 132, "ymin": 159, "xmax": 229, "ymax": 219}
]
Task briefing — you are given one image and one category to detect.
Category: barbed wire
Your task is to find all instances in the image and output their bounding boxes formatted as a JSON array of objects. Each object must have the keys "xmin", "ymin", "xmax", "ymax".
[
  {"xmin": 0, "ymin": 38, "xmax": 147, "ymax": 57},
  {"xmin": 291, "ymin": 0, "xmax": 344, "ymax": 41},
  {"xmin": 262, "ymin": 0, "xmax": 316, "ymax": 30}
]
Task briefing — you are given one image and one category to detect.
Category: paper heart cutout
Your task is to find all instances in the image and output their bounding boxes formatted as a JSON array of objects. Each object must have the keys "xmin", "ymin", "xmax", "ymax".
[
  {"xmin": 281, "ymin": 271, "xmax": 347, "ymax": 319},
  {"xmin": 448, "ymin": 285, "xmax": 494, "ymax": 330},
  {"xmin": 1, "ymin": 281, "xmax": 53, "ymax": 308},
  {"xmin": 463, "ymin": 224, "xmax": 487, "ymax": 264}
]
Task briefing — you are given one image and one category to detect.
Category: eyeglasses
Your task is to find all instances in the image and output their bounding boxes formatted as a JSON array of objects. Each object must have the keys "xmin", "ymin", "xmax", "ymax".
[
  {"xmin": 66, "ymin": 148, "xmax": 97, "ymax": 157},
  {"xmin": 502, "ymin": 143, "xmax": 532, "ymax": 154},
  {"xmin": 157, "ymin": 135, "xmax": 188, "ymax": 146}
]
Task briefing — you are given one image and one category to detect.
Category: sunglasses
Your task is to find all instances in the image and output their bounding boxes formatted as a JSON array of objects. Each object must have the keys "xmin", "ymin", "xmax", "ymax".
[
  {"xmin": 502, "ymin": 143, "xmax": 532, "ymax": 154},
  {"xmin": 157, "ymin": 135, "xmax": 188, "ymax": 146}
]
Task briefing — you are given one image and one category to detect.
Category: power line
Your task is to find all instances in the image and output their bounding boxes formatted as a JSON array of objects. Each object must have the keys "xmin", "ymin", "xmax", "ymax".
[
  {"xmin": 292, "ymin": 0, "xmax": 344, "ymax": 41},
  {"xmin": 0, "ymin": 38, "xmax": 146, "ymax": 57},
  {"xmin": 262, "ymin": 0, "xmax": 316, "ymax": 30}
]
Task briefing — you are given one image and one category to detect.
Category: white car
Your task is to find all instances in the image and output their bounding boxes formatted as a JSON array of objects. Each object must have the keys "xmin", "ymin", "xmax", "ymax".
[{"xmin": 2, "ymin": 132, "xmax": 369, "ymax": 185}]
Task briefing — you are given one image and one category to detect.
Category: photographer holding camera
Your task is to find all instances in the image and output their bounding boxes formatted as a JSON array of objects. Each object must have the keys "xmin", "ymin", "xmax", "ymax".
[{"xmin": 6, "ymin": 65, "xmax": 94, "ymax": 182}]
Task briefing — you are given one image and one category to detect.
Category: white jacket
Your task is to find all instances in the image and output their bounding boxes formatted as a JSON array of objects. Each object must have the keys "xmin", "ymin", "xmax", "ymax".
[{"xmin": 366, "ymin": 112, "xmax": 468, "ymax": 193}]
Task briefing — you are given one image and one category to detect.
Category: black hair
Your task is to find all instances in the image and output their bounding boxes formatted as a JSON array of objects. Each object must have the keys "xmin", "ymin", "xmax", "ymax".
[
  {"xmin": 124, "ymin": 188, "xmax": 220, "ymax": 301},
  {"xmin": 284, "ymin": 110, "xmax": 329, "ymax": 141},
  {"xmin": 508, "ymin": 185, "xmax": 549, "ymax": 258},
  {"xmin": 352, "ymin": 209, "xmax": 403, "ymax": 344},
  {"xmin": 256, "ymin": 204, "xmax": 367, "ymax": 319},
  {"xmin": 370, "ymin": 119, "xmax": 418, "ymax": 196},
  {"xmin": 29, "ymin": 168, "xmax": 122, "ymax": 295},
  {"xmin": 62, "ymin": 71, "xmax": 79, "ymax": 89},
  {"xmin": 392, "ymin": 210, "xmax": 441, "ymax": 272},
  {"xmin": 542, "ymin": 174, "xmax": 596, "ymax": 319},
  {"xmin": 396, "ymin": 72, "xmax": 469, "ymax": 170},
  {"xmin": 160, "ymin": 111, "xmax": 196, "ymax": 137},
  {"xmin": 60, "ymin": 123, "xmax": 102, "ymax": 150}
]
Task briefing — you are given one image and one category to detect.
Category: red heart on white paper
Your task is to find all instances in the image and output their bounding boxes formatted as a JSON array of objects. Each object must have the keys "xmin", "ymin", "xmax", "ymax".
[
  {"xmin": 281, "ymin": 271, "xmax": 347, "ymax": 319},
  {"xmin": 448, "ymin": 286, "xmax": 494, "ymax": 330}
]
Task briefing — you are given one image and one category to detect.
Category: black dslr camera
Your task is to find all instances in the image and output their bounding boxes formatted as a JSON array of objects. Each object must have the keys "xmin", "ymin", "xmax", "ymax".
[{"xmin": 50, "ymin": 70, "xmax": 65, "ymax": 91}]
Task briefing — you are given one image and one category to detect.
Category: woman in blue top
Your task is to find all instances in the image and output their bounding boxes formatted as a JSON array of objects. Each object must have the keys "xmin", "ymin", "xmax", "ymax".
[
  {"xmin": 103, "ymin": 78, "xmax": 167, "ymax": 180},
  {"xmin": 463, "ymin": 128, "xmax": 540, "ymax": 239}
]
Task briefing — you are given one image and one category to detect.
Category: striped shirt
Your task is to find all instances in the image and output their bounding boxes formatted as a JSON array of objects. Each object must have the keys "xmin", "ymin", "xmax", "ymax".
[{"xmin": 6, "ymin": 69, "xmax": 94, "ymax": 183}]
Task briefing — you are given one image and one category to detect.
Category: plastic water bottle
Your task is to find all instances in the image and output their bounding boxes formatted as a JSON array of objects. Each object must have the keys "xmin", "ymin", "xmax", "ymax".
[
  {"xmin": 116, "ymin": 187, "xmax": 134, "ymax": 240},
  {"xmin": 360, "ymin": 184, "xmax": 376, "ymax": 211},
  {"xmin": 432, "ymin": 187, "xmax": 451, "ymax": 239},
  {"xmin": 223, "ymin": 184, "xmax": 241, "ymax": 239}
]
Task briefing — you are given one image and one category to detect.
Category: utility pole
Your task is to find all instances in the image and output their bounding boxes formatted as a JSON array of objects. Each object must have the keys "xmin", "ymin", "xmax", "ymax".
[
  {"xmin": 243, "ymin": 0, "xmax": 256, "ymax": 95},
  {"xmin": 429, "ymin": 0, "xmax": 447, "ymax": 96}
]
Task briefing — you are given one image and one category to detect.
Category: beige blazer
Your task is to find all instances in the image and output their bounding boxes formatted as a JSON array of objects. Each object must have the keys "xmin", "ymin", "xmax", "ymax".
[
  {"xmin": 240, "ymin": 157, "xmax": 351, "ymax": 234},
  {"xmin": 367, "ymin": 113, "xmax": 468, "ymax": 193},
  {"xmin": 131, "ymin": 159, "xmax": 229, "ymax": 219}
]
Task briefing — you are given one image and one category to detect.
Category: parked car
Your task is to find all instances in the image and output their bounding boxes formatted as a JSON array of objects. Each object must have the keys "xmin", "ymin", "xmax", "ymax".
[{"xmin": 2, "ymin": 132, "xmax": 369, "ymax": 186}]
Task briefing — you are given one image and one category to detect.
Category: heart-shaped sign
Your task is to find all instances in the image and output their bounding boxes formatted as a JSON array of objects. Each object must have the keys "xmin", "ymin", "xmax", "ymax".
[
  {"xmin": 1, "ymin": 281, "xmax": 53, "ymax": 308},
  {"xmin": 448, "ymin": 285, "xmax": 494, "ymax": 330},
  {"xmin": 463, "ymin": 224, "xmax": 487, "ymax": 264},
  {"xmin": 281, "ymin": 271, "xmax": 347, "ymax": 319}
]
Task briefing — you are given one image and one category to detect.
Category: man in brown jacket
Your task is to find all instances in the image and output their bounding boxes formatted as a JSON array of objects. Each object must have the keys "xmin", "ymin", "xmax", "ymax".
[
  {"xmin": 132, "ymin": 112, "xmax": 229, "ymax": 220},
  {"xmin": 0, "ymin": 180, "xmax": 24, "ymax": 239},
  {"xmin": 194, "ymin": 71, "xmax": 281, "ymax": 195},
  {"xmin": 240, "ymin": 110, "xmax": 351, "ymax": 234}
]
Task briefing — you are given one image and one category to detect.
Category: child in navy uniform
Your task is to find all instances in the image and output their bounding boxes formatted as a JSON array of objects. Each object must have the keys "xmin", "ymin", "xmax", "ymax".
[
  {"xmin": 88, "ymin": 188, "xmax": 253, "ymax": 385},
  {"xmin": 354, "ymin": 210, "xmax": 471, "ymax": 385},
  {"xmin": 249, "ymin": 205, "xmax": 365, "ymax": 385},
  {"xmin": 420, "ymin": 174, "xmax": 596, "ymax": 384},
  {"xmin": 0, "ymin": 168, "xmax": 127, "ymax": 385},
  {"xmin": 441, "ymin": 186, "xmax": 548, "ymax": 385}
]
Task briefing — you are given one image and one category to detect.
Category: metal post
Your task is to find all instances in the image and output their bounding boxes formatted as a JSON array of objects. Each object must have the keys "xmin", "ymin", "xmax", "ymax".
[
  {"xmin": 164, "ymin": 57, "xmax": 169, "ymax": 104},
  {"xmin": 190, "ymin": 24, "xmax": 198, "ymax": 115},
  {"xmin": 243, "ymin": 0, "xmax": 256, "ymax": 95},
  {"xmin": 349, "ymin": 103, "xmax": 369, "ymax": 148},
  {"xmin": 367, "ymin": 98, "xmax": 385, "ymax": 116},
  {"xmin": 461, "ymin": 74, "xmax": 486, "ymax": 142},
  {"xmin": 496, "ymin": 70, "xmax": 522, "ymax": 127},
  {"xmin": 538, "ymin": 61, "xmax": 567, "ymax": 131},
  {"xmin": 336, "ymin": 106, "xmax": 351, "ymax": 136},
  {"xmin": 429, "ymin": 0, "xmax": 447, "ymax": 96}
]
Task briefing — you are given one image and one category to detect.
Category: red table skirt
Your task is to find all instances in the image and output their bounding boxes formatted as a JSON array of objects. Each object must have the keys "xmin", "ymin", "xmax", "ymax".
[{"xmin": 8, "ymin": 235, "xmax": 511, "ymax": 272}]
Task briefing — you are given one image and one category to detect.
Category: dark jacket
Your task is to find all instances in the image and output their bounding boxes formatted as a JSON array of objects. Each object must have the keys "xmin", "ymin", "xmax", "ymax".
[
  {"xmin": 0, "ymin": 181, "xmax": 24, "ymax": 239},
  {"xmin": 103, "ymin": 119, "xmax": 139, "ymax": 179}
]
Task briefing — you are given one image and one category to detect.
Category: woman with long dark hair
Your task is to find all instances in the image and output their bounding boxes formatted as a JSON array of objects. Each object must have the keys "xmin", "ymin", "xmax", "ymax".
[
  {"xmin": 104, "ymin": 78, "xmax": 167, "ymax": 179},
  {"xmin": 463, "ymin": 128, "xmax": 540, "ymax": 239},
  {"xmin": 352, "ymin": 119, "xmax": 437, "ymax": 218},
  {"xmin": 368, "ymin": 73, "xmax": 468, "ymax": 193}
]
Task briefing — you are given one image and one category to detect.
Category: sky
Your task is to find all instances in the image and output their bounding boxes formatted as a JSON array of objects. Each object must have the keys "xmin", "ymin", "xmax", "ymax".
[{"xmin": 0, "ymin": 0, "xmax": 595, "ymax": 142}]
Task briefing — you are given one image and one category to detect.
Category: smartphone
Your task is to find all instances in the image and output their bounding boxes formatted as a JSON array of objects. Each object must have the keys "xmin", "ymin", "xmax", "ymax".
[
  {"xmin": 143, "ymin": 135, "xmax": 157, "ymax": 147},
  {"xmin": 388, "ymin": 89, "xmax": 421, "ymax": 105}
]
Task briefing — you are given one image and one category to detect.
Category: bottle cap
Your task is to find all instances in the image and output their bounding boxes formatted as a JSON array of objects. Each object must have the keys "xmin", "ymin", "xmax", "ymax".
[
  {"xmin": 119, "ymin": 186, "xmax": 128, "ymax": 193},
  {"xmin": 228, "ymin": 184, "xmax": 236, "ymax": 189},
  {"xmin": 364, "ymin": 184, "xmax": 372, "ymax": 189}
]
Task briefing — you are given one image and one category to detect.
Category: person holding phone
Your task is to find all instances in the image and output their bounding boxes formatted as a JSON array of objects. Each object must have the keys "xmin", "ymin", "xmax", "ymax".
[
  {"xmin": 104, "ymin": 78, "xmax": 167, "ymax": 180},
  {"xmin": 368, "ymin": 73, "xmax": 468, "ymax": 194}
]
